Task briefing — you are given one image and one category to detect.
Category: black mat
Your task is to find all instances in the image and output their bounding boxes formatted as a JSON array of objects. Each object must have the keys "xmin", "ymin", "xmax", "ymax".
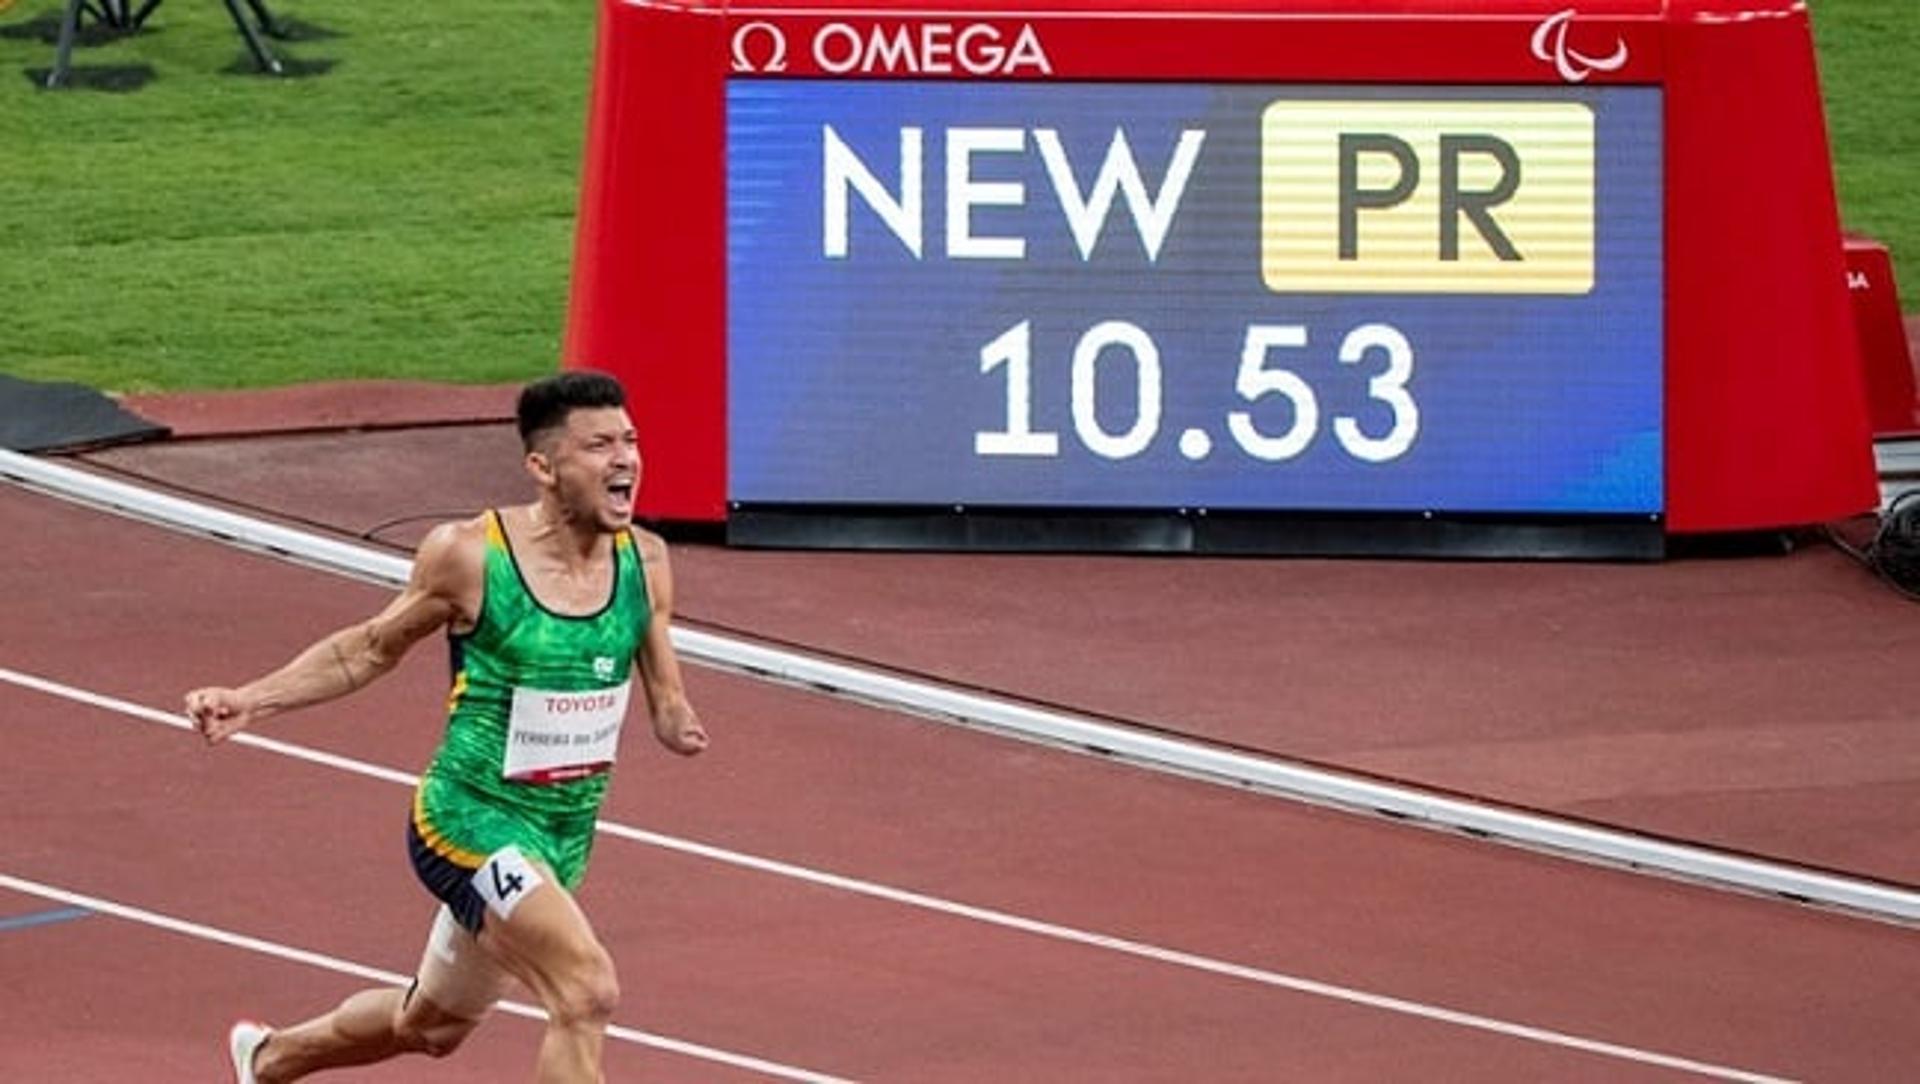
[{"xmin": 0, "ymin": 374, "xmax": 170, "ymax": 452}]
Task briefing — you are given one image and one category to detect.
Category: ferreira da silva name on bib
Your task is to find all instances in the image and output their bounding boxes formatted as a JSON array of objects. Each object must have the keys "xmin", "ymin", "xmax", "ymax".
[{"xmin": 504, "ymin": 682, "xmax": 632, "ymax": 780}]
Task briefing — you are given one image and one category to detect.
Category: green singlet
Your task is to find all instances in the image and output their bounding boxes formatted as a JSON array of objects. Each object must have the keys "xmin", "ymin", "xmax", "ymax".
[{"xmin": 409, "ymin": 510, "xmax": 650, "ymax": 892}]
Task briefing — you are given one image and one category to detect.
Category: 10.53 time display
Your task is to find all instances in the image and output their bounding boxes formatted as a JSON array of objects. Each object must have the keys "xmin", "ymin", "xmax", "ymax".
[{"xmin": 975, "ymin": 318, "xmax": 1417, "ymax": 467}]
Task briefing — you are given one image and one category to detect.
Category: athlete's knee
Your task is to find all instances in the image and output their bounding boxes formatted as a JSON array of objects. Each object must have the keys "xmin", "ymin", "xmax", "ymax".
[{"xmin": 545, "ymin": 946, "xmax": 621, "ymax": 1028}]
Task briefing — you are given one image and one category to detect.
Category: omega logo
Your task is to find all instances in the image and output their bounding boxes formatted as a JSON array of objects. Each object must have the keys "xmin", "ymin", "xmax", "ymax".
[
  {"xmin": 730, "ymin": 20, "xmax": 1052, "ymax": 77},
  {"xmin": 730, "ymin": 20, "xmax": 789, "ymax": 73}
]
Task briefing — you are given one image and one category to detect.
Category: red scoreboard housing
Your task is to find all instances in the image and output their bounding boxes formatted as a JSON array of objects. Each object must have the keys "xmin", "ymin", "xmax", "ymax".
[{"xmin": 563, "ymin": 0, "xmax": 1879, "ymax": 549}]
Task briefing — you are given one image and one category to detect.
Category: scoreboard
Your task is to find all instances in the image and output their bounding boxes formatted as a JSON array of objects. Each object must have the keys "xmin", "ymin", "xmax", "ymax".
[{"xmin": 565, "ymin": 0, "xmax": 1879, "ymax": 556}]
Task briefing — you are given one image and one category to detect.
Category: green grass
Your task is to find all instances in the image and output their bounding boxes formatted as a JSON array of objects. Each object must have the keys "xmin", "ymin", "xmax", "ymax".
[
  {"xmin": 1812, "ymin": 0, "xmax": 1920, "ymax": 308},
  {"xmin": 0, "ymin": 1, "xmax": 594, "ymax": 392},
  {"xmin": 0, "ymin": 1, "xmax": 1913, "ymax": 393}
]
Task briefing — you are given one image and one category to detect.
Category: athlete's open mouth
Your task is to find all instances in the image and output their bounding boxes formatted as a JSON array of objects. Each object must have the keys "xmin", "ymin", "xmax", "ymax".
[{"xmin": 606, "ymin": 480, "xmax": 634, "ymax": 511}]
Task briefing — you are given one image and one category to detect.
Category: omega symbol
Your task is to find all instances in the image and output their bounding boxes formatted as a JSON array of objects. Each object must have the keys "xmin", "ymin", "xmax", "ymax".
[{"xmin": 730, "ymin": 21, "xmax": 789, "ymax": 74}]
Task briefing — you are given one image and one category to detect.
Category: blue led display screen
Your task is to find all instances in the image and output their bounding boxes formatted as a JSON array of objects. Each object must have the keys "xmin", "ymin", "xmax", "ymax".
[{"xmin": 727, "ymin": 81, "xmax": 1663, "ymax": 514}]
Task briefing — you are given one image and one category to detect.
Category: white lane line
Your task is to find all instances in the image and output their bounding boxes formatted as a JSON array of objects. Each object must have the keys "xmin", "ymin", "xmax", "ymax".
[
  {"xmin": 0, "ymin": 872, "xmax": 852, "ymax": 1084},
  {"xmin": 0, "ymin": 665, "xmax": 1797, "ymax": 1083},
  {"xmin": 4, "ymin": 447, "xmax": 1916, "ymax": 925}
]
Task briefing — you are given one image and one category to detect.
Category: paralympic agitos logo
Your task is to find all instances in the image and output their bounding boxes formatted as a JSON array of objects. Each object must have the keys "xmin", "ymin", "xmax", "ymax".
[
  {"xmin": 1529, "ymin": 8, "xmax": 1629, "ymax": 83},
  {"xmin": 730, "ymin": 20, "xmax": 1053, "ymax": 77}
]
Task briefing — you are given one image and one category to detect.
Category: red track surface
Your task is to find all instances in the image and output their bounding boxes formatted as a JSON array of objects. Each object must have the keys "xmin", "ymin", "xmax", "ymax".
[{"xmin": 5, "ymin": 466, "xmax": 1920, "ymax": 1079}]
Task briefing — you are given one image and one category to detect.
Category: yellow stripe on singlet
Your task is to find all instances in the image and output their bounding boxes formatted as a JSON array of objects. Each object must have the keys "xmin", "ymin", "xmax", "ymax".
[
  {"xmin": 411, "ymin": 787, "xmax": 489, "ymax": 869},
  {"xmin": 445, "ymin": 670, "xmax": 468, "ymax": 715}
]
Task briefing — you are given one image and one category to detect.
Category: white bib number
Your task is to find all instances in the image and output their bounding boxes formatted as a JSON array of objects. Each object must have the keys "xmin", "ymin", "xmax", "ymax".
[
  {"xmin": 473, "ymin": 847, "xmax": 545, "ymax": 922},
  {"xmin": 503, "ymin": 680, "xmax": 631, "ymax": 782}
]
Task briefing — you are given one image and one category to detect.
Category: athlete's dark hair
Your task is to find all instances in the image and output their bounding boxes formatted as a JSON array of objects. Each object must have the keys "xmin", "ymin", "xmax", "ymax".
[{"xmin": 517, "ymin": 371, "xmax": 627, "ymax": 450}]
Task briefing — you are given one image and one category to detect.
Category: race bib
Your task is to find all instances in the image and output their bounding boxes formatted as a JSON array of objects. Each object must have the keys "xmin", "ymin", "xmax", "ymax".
[
  {"xmin": 472, "ymin": 847, "xmax": 546, "ymax": 922},
  {"xmin": 503, "ymin": 681, "xmax": 631, "ymax": 783}
]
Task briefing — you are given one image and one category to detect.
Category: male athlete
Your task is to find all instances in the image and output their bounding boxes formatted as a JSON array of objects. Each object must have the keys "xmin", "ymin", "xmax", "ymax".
[{"xmin": 185, "ymin": 371, "xmax": 707, "ymax": 1082}]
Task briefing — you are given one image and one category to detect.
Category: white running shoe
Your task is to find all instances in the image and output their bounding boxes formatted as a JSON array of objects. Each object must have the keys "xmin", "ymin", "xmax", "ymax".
[{"xmin": 227, "ymin": 1020, "xmax": 271, "ymax": 1084}]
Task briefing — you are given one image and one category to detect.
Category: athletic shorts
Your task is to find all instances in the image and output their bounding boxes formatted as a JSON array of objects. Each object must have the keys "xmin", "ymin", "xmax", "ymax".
[{"xmin": 406, "ymin": 774, "xmax": 598, "ymax": 934}]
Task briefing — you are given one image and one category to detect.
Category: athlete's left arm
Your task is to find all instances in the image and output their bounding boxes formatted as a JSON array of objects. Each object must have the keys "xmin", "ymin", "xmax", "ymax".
[{"xmin": 634, "ymin": 529, "xmax": 708, "ymax": 756}]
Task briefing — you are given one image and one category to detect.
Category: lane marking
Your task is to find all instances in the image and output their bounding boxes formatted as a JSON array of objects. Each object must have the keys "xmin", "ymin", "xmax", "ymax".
[
  {"xmin": 0, "ymin": 666, "xmax": 1797, "ymax": 1083},
  {"xmin": 3, "ymin": 447, "xmax": 1917, "ymax": 924},
  {"xmin": 0, "ymin": 905, "xmax": 92, "ymax": 933},
  {"xmin": 0, "ymin": 871, "xmax": 853, "ymax": 1083}
]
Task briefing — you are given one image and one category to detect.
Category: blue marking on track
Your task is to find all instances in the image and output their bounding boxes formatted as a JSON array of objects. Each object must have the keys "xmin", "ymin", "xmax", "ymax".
[{"xmin": 0, "ymin": 906, "xmax": 92, "ymax": 933}]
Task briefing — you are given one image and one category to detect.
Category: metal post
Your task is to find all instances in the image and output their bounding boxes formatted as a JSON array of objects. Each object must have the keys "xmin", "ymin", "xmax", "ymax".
[
  {"xmin": 241, "ymin": 0, "xmax": 282, "ymax": 38},
  {"xmin": 218, "ymin": 0, "xmax": 282, "ymax": 74},
  {"xmin": 45, "ymin": 0, "xmax": 84, "ymax": 89},
  {"xmin": 45, "ymin": 0, "xmax": 290, "ymax": 86}
]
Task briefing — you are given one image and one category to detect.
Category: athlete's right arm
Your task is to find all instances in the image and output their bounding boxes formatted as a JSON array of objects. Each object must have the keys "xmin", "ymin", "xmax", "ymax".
[{"xmin": 184, "ymin": 519, "xmax": 484, "ymax": 745}]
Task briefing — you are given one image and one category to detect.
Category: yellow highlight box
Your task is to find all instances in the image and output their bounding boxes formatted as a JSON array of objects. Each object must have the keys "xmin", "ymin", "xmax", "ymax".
[{"xmin": 1260, "ymin": 101, "xmax": 1595, "ymax": 295}]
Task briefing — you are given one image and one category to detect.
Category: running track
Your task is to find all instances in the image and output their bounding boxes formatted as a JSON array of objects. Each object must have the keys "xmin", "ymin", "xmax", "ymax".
[{"xmin": 3, "ymin": 481, "xmax": 1919, "ymax": 1081}]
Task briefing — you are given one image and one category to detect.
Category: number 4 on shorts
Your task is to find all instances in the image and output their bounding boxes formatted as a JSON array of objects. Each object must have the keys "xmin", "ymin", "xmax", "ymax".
[
  {"xmin": 491, "ymin": 862, "xmax": 524, "ymax": 899},
  {"xmin": 473, "ymin": 846, "xmax": 546, "ymax": 922}
]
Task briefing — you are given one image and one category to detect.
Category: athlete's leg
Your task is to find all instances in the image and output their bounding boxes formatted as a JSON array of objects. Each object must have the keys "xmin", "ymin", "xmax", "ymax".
[
  {"xmin": 246, "ymin": 907, "xmax": 512, "ymax": 1083},
  {"xmin": 245, "ymin": 987, "xmax": 411, "ymax": 1082},
  {"xmin": 470, "ymin": 850, "xmax": 619, "ymax": 1084}
]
